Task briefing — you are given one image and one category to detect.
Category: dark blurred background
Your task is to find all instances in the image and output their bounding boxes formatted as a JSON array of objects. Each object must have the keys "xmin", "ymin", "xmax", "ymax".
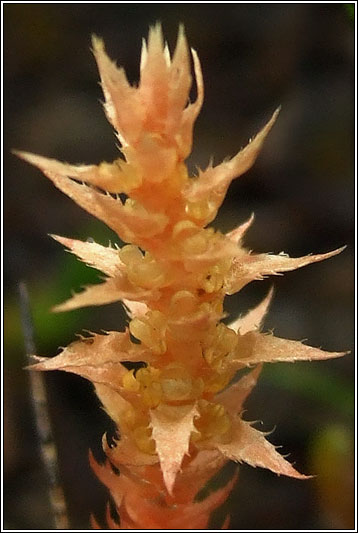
[{"xmin": 4, "ymin": 3, "xmax": 355, "ymax": 530}]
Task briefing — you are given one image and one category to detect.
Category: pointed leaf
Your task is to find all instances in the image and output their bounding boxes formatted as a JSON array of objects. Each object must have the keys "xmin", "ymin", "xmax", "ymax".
[
  {"xmin": 139, "ymin": 23, "xmax": 170, "ymax": 124},
  {"xmin": 228, "ymin": 286, "xmax": 274, "ymax": 334},
  {"xmin": 28, "ymin": 331, "xmax": 152, "ymax": 390},
  {"xmin": 92, "ymin": 35, "xmax": 143, "ymax": 144},
  {"xmin": 226, "ymin": 213, "xmax": 255, "ymax": 243},
  {"xmin": 103, "ymin": 433, "xmax": 158, "ymax": 468},
  {"xmin": 51, "ymin": 235, "xmax": 122, "ymax": 277},
  {"xmin": 30, "ymin": 330, "xmax": 131, "ymax": 367},
  {"xmin": 167, "ymin": 25, "xmax": 191, "ymax": 125},
  {"xmin": 13, "ymin": 150, "xmax": 126, "ymax": 193},
  {"xmin": 52, "ymin": 279, "xmax": 123, "ymax": 312},
  {"xmin": 215, "ymin": 365, "xmax": 263, "ymax": 416},
  {"xmin": 30, "ymin": 358, "xmax": 127, "ymax": 391},
  {"xmin": 184, "ymin": 109, "xmax": 279, "ymax": 219},
  {"xmin": 89, "ymin": 451, "xmax": 125, "ymax": 509},
  {"xmin": 140, "ymin": 23, "xmax": 168, "ymax": 88},
  {"xmin": 168, "ymin": 472, "xmax": 238, "ymax": 529},
  {"xmin": 15, "ymin": 151, "xmax": 169, "ymax": 244},
  {"xmin": 122, "ymin": 298, "xmax": 149, "ymax": 318},
  {"xmin": 171, "ymin": 449, "xmax": 226, "ymax": 504},
  {"xmin": 105, "ymin": 502, "xmax": 121, "ymax": 529},
  {"xmin": 178, "ymin": 48, "xmax": 204, "ymax": 158},
  {"xmin": 230, "ymin": 331, "xmax": 347, "ymax": 368},
  {"xmin": 218, "ymin": 418, "xmax": 310, "ymax": 479},
  {"xmin": 52, "ymin": 277, "xmax": 159, "ymax": 313},
  {"xmin": 94, "ymin": 383, "xmax": 136, "ymax": 428},
  {"xmin": 225, "ymin": 246, "xmax": 346, "ymax": 295},
  {"xmin": 150, "ymin": 403, "xmax": 199, "ymax": 494},
  {"xmin": 123, "ymin": 469, "xmax": 237, "ymax": 529},
  {"xmin": 90, "ymin": 515, "xmax": 102, "ymax": 529},
  {"xmin": 221, "ymin": 515, "xmax": 231, "ymax": 529}
]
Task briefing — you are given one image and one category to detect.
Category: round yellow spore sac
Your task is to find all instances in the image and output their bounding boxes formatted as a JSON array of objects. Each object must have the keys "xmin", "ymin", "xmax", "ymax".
[
  {"xmin": 169, "ymin": 290, "xmax": 198, "ymax": 318},
  {"xmin": 119, "ymin": 244, "xmax": 143, "ymax": 265},
  {"xmin": 183, "ymin": 231, "xmax": 208, "ymax": 255},
  {"xmin": 185, "ymin": 198, "xmax": 212, "ymax": 221},
  {"xmin": 160, "ymin": 364, "xmax": 199, "ymax": 403},
  {"xmin": 132, "ymin": 425, "xmax": 156, "ymax": 455},
  {"xmin": 200, "ymin": 265, "xmax": 225, "ymax": 293},
  {"xmin": 122, "ymin": 369, "xmax": 141, "ymax": 392},
  {"xmin": 131, "ymin": 259, "xmax": 166, "ymax": 289},
  {"xmin": 142, "ymin": 382, "xmax": 162, "ymax": 408},
  {"xmin": 115, "ymin": 159, "xmax": 143, "ymax": 191},
  {"xmin": 171, "ymin": 220, "xmax": 199, "ymax": 241},
  {"xmin": 194, "ymin": 400, "xmax": 232, "ymax": 443},
  {"xmin": 129, "ymin": 312, "xmax": 167, "ymax": 355}
]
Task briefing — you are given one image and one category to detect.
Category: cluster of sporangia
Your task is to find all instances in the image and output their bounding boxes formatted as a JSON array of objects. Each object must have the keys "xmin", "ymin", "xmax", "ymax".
[{"xmin": 17, "ymin": 25, "xmax": 346, "ymax": 529}]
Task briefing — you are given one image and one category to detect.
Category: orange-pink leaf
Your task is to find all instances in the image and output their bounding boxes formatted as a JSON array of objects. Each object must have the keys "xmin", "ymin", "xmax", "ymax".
[
  {"xmin": 225, "ymin": 246, "xmax": 346, "ymax": 295},
  {"xmin": 89, "ymin": 451, "xmax": 125, "ymax": 509},
  {"xmin": 51, "ymin": 235, "xmax": 122, "ymax": 277},
  {"xmin": 52, "ymin": 277, "xmax": 158, "ymax": 313},
  {"xmin": 13, "ymin": 150, "xmax": 126, "ymax": 193},
  {"xmin": 105, "ymin": 502, "xmax": 121, "ymax": 529},
  {"xmin": 103, "ymin": 432, "xmax": 158, "ymax": 468},
  {"xmin": 123, "ymin": 470, "xmax": 237, "ymax": 529},
  {"xmin": 122, "ymin": 299, "xmax": 149, "ymax": 318},
  {"xmin": 221, "ymin": 515, "xmax": 231, "ymax": 529},
  {"xmin": 30, "ymin": 330, "xmax": 131, "ymax": 366},
  {"xmin": 178, "ymin": 47, "xmax": 204, "ymax": 159},
  {"xmin": 168, "ymin": 472, "xmax": 238, "ymax": 529},
  {"xmin": 94, "ymin": 383, "xmax": 136, "ymax": 428},
  {"xmin": 90, "ymin": 514, "xmax": 102, "ymax": 529},
  {"xmin": 232, "ymin": 331, "xmax": 347, "ymax": 366},
  {"xmin": 184, "ymin": 108, "xmax": 279, "ymax": 223},
  {"xmin": 150, "ymin": 403, "xmax": 199, "ymax": 494},
  {"xmin": 92, "ymin": 35, "xmax": 142, "ymax": 145},
  {"xmin": 164, "ymin": 26, "xmax": 192, "ymax": 138},
  {"xmin": 33, "ymin": 358, "xmax": 126, "ymax": 390},
  {"xmin": 93, "ymin": 25, "xmax": 202, "ymax": 161},
  {"xmin": 214, "ymin": 364, "xmax": 263, "ymax": 415},
  {"xmin": 171, "ymin": 449, "xmax": 226, "ymax": 504},
  {"xmin": 15, "ymin": 151, "xmax": 169, "ymax": 244},
  {"xmin": 226, "ymin": 213, "xmax": 255, "ymax": 243},
  {"xmin": 218, "ymin": 419, "xmax": 310, "ymax": 479},
  {"xmin": 228, "ymin": 286, "xmax": 274, "ymax": 334},
  {"xmin": 28, "ymin": 331, "xmax": 151, "ymax": 390},
  {"xmin": 139, "ymin": 24, "xmax": 191, "ymax": 137}
]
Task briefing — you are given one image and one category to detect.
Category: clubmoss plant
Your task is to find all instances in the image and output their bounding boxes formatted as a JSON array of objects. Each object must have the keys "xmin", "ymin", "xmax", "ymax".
[{"xmin": 16, "ymin": 24, "xmax": 347, "ymax": 529}]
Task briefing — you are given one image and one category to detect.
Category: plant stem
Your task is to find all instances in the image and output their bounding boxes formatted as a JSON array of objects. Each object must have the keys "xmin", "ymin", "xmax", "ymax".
[{"xmin": 18, "ymin": 281, "xmax": 70, "ymax": 529}]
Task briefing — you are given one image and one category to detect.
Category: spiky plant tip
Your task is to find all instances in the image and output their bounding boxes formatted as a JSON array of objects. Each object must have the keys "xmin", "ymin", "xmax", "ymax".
[{"xmin": 18, "ymin": 24, "xmax": 347, "ymax": 529}]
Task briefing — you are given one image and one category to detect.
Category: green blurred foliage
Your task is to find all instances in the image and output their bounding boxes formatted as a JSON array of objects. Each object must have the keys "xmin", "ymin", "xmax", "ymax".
[
  {"xmin": 309, "ymin": 424, "xmax": 354, "ymax": 529},
  {"xmin": 344, "ymin": 3, "xmax": 355, "ymax": 22},
  {"xmin": 263, "ymin": 363, "xmax": 354, "ymax": 419}
]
